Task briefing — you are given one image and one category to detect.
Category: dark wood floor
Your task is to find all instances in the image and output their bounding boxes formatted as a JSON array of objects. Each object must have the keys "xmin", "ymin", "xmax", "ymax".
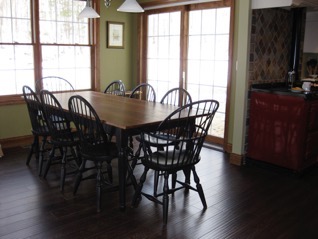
[{"xmin": 1, "ymin": 145, "xmax": 318, "ymax": 239}]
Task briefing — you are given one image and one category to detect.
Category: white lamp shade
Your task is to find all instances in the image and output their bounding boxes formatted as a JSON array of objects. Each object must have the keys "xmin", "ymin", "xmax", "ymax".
[
  {"xmin": 79, "ymin": 0, "xmax": 100, "ymax": 18},
  {"xmin": 117, "ymin": 0, "xmax": 144, "ymax": 13}
]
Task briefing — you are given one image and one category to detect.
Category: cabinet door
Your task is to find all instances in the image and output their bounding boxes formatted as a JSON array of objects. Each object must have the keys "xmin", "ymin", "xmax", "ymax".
[{"xmin": 247, "ymin": 92, "xmax": 309, "ymax": 171}]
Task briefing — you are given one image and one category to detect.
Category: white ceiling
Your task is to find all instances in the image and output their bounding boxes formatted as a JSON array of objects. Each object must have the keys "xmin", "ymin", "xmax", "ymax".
[{"xmin": 252, "ymin": 0, "xmax": 318, "ymax": 10}]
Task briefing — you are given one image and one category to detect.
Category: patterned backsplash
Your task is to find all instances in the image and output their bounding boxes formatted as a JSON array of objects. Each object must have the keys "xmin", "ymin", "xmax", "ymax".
[{"xmin": 249, "ymin": 8, "xmax": 294, "ymax": 85}]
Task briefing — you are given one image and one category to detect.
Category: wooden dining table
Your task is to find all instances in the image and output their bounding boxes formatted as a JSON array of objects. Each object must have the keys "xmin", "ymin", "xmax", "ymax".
[{"xmin": 53, "ymin": 90, "xmax": 180, "ymax": 210}]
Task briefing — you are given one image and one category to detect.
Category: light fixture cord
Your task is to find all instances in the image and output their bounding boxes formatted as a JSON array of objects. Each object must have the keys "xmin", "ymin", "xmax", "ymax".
[{"xmin": 104, "ymin": 0, "xmax": 112, "ymax": 8}]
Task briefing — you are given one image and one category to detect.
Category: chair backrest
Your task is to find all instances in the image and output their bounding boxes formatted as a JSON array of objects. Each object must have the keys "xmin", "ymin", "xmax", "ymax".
[
  {"xmin": 141, "ymin": 100, "xmax": 219, "ymax": 171},
  {"xmin": 68, "ymin": 95, "xmax": 110, "ymax": 149},
  {"xmin": 104, "ymin": 80, "xmax": 126, "ymax": 96},
  {"xmin": 160, "ymin": 88, "xmax": 192, "ymax": 107},
  {"xmin": 22, "ymin": 85, "xmax": 48, "ymax": 135},
  {"xmin": 129, "ymin": 83, "xmax": 156, "ymax": 102},
  {"xmin": 36, "ymin": 76, "xmax": 74, "ymax": 93},
  {"xmin": 40, "ymin": 90, "xmax": 73, "ymax": 142}
]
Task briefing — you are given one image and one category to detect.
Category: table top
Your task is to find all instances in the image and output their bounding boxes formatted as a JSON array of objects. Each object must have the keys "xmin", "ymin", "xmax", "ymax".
[{"xmin": 53, "ymin": 90, "xmax": 179, "ymax": 130}]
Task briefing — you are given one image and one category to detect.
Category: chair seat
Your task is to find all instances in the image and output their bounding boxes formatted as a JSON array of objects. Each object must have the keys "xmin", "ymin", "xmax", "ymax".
[
  {"xmin": 80, "ymin": 142, "xmax": 118, "ymax": 161},
  {"xmin": 136, "ymin": 133, "xmax": 176, "ymax": 147},
  {"xmin": 142, "ymin": 150, "xmax": 200, "ymax": 172}
]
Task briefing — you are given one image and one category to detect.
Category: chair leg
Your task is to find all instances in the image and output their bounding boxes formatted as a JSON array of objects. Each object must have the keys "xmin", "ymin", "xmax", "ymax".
[
  {"xmin": 127, "ymin": 161, "xmax": 138, "ymax": 190},
  {"xmin": 192, "ymin": 166, "xmax": 207, "ymax": 209},
  {"xmin": 171, "ymin": 172, "xmax": 177, "ymax": 190},
  {"xmin": 126, "ymin": 142, "xmax": 142, "ymax": 184},
  {"xmin": 60, "ymin": 147, "xmax": 67, "ymax": 192},
  {"xmin": 183, "ymin": 167, "xmax": 191, "ymax": 192},
  {"xmin": 132, "ymin": 166, "xmax": 149, "ymax": 207},
  {"xmin": 43, "ymin": 146, "xmax": 55, "ymax": 179},
  {"xmin": 38, "ymin": 136, "xmax": 47, "ymax": 176},
  {"xmin": 153, "ymin": 170, "xmax": 159, "ymax": 196},
  {"xmin": 96, "ymin": 161, "xmax": 102, "ymax": 212},
  {"xmin": 163, "ymin": 172, "xmax": 169, "ymax": 225},
  {"xmin": 26, "ymin": 135, "xmax": 38, "ymax": 165},
  {"xmin": 131, "ymin": 142, "xmax": 142, "ymax": 171},
  {"xmin": 106, "ymin": 161, "xmax": 113, "ymax": 183},
  {"xmin": 73, "ymin": 158, "xmax": 86, "ymax": 195}
]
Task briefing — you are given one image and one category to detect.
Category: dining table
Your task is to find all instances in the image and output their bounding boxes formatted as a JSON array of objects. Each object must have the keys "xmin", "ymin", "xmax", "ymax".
[{"xmin": 53, "ymin": 90, "xmax": 180, "ymax": 210}]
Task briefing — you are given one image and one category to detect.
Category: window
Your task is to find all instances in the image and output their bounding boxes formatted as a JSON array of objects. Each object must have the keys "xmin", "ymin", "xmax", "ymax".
[{"xmin": 0, "ymin": 0, "xmax": 94, "ymax": 99}]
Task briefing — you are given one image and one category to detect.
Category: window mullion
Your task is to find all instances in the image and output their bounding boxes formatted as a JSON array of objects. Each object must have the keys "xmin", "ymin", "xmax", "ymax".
[{"xmin": 32, "ymin": 0, "xmax": 43, "ymax": 87}]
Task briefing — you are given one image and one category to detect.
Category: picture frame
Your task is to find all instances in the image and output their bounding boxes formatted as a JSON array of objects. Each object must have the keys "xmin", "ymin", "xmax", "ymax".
[{"xmin": 107, "ymin": 21, "xmax": 124, "ymax": 49}]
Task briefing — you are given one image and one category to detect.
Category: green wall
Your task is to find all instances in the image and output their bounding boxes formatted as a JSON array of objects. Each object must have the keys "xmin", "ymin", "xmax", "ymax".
[
  {"xmin": 0, "ymin": 104, "xmax": 31, "ymax": 139},
  {"xmin": 99, "ymin": 0, "xmax": 138, "ymax": 92}
]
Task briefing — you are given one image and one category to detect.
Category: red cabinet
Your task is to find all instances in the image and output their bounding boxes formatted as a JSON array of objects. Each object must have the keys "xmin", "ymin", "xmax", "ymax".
[{"xmin": 247, "ymin": 91, "xmax": 318, "ymax": 172}]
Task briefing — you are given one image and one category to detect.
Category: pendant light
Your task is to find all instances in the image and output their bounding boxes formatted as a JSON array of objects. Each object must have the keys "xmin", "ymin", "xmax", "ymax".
[
  {"xmin": 117, "ymin": 0, "xmax": 144, "ymax": 13},
  {"xmin": 79, "ymin": 0, "xmax": 100, "ymax": 18}
]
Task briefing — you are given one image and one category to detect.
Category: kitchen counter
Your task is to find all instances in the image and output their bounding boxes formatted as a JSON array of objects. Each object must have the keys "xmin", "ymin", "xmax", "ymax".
[{"xmin": 251, "ymin": 82, "xmax": 318, "ymax": 100}]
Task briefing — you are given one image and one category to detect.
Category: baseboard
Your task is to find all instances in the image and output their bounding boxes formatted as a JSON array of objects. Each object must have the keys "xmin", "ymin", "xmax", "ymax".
[
  {"xmin": 230, "ymin": 152, "xmax": 243, "ymax": 166},
  {"xmin": 0, "ymin": 135, "xmax": 33, "ymax": 149}
]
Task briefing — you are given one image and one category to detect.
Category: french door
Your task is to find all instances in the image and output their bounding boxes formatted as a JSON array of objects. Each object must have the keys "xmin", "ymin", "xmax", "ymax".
[{"xmin": 140, "ymin": 1, "xmax": 233, "ymax": 147}]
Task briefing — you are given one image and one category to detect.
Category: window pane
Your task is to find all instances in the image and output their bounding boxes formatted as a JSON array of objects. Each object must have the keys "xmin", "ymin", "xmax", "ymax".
[
  {"xmin": 0, "ymin": 18, "xmax": 13, "ymax": 42},
  {"xmin": 40, "ymin": 0, "xmax": 87, "ymax": 44},
  {"xmin": 15, "ymin": 45, "xmax": 34, "ymax": 69},
  {"xmin": 42, "ymin": 45, "xmax": 91, "ymax": 90},
  {"xmin": 216, "ymin": 8, "xmax": 230, "ymax": 34},
  {"xmin": 0, "ymin": 45, "xmax": 15, "ymax": 70},
  {"xmin": 158, "ymin": 13, "xmax": 170, "ymax": 36},
  {"xmin": 57, "ymin": 22, "xmax": 74, "ymax": 44},
  {"xmin": 148, "ymin": 15, "xmax": 158, "ymax": 37},
  {"xmin": 189, "ymin": 11, "xmax": 201, "ymax": 35},
  {"xmin": 12, "ymin": 19, "xmax": 32, "ymax": 43},
  {"xmin": 40, "ymin": 21, "xmax": 57, "ymax": 43},
  {"xmin": 12, "ymin": 0, "xmax": 30, "ymax": 19},
  {"xmin": 201, "ymin": 35, "xmax": 215, "ymax": 60},
  {"xmin": 56, "ymin": 0, "xmax": 73, "ymax": 21},
  {"xmin": 202, "ymin": 9, "xmax": 216, "ymax": 34},
  {"xmin": 188, "ymin": 36, "xmax": 201, "ymax": 59},
  {"xmin": 74, "ymin": 23, "xmax": 89, "ymax": 44},
  {"xmin": 0, "ymin": 0, "xmax": 11, "ymax": 17},
  {"xmin": 40, "ymin": 0, "xmax": 56, "ymax": 21}
]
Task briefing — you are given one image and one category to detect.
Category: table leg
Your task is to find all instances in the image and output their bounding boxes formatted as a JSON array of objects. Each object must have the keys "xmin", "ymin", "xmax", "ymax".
[{"xmin": 116, "ymin": 129, "xmax": 127, "ymax": 210}]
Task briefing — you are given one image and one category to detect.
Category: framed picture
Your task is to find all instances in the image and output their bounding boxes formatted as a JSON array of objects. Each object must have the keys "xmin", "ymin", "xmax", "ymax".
[{"xmin": 107, "ymin": 21, "xmax": 124, "ymax": 49}]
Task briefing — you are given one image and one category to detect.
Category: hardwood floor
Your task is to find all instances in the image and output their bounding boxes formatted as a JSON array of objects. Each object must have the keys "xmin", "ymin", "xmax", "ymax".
[{"xmin": 1, "ymin": 145, "xmax": 318, "ymax": 239}]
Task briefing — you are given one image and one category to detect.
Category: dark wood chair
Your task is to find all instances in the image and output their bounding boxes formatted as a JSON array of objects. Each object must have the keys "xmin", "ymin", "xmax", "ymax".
[
  {"xmin": 132, "ymin": 99, "xmax": 219, "ymax": 224},
  {"xmin": 129, "ymin": 83, "xmax": 156, "ymax": 102},
  {"xmin": 131, "ymin": 88, "xmax": 193, "ymax": 195},
  {"xmin": 22, "ymin": 85, "xmax": 50, "ymax": 176},
  {"xmin": 40, "ymin": 90, "xmax": 80, "ymax": 191},
  {"xmin": 103, "ymin": 80, "xmax": 125, "ymax": 96},
  {"xmin": 68, "ymin": 95, "xmax": 118, "ymax": 212},
  {"xmin": 36, "ymin": 76, "xmax": 74, "ymax": 93}
]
